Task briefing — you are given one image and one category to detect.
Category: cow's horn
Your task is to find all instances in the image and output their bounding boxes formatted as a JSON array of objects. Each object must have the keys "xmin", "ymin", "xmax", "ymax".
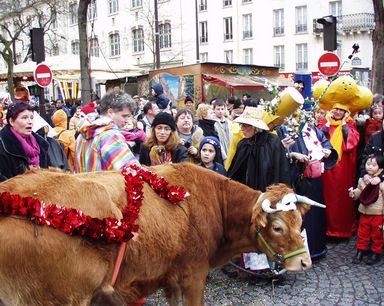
[
  {"xmin": 296, "ymin": 195, "xmax": 325, "ymax": 208},
  {"xmin": 261, "ymin": 199, "xmax": 278, "ymax": 213}
]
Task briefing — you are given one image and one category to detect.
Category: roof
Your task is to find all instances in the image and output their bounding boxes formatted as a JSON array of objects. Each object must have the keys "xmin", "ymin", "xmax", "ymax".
[
  {"xmin": 202, "ymin": 73, "xmax": 292, "ymax": 89},
  {"xmin": 0, "ymin": 55, "xmax": 146, "ymax": 81}
]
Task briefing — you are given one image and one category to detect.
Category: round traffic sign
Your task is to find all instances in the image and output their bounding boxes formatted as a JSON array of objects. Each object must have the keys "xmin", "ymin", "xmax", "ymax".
[
  {"xmin": 317, "ymin": 52, "xmax": 341, "ymax": 76},
  {"xmin": 34, "ymin": 63, "xmax": 53, "ymax": 87}
]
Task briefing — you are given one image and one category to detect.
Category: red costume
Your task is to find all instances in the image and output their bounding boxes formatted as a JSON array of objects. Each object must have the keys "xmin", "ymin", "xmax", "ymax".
[{"xmin": 318, "ymin": 117, "xmax": 360, "ymax": 237}]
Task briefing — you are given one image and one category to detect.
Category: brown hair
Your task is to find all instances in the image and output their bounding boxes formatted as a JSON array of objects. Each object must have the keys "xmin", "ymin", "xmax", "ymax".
[
  {"xmin": 145, "ymin": 128, "xmax": 181, "ymax": 151},
  {"xmin": 6, "ymin": 102, "xmax": 34, "ymax": 122}
]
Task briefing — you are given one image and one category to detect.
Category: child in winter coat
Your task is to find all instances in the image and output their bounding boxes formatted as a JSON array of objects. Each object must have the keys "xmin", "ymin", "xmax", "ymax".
[
  {"xmin": 121, "ymin": 118, "xmax": 146, "ymax": 159},
  {"xmin": 349, "ymin": 154, "xmax": 384, "ymax": 265},
  {"xmin": 197, "ymin": 136, "xmax": 227, "ymax": 176},
  {"xmin": 364, "ymin": 104, "xmax": 383, "ymax": 144}
]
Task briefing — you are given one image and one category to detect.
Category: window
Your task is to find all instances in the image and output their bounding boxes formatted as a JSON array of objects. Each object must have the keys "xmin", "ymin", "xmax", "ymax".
[
  {"xmin": 199, "ymin": 21, "xmax": 208, "ymax": 43},
  {"xmin": 69, "ymin": 3, "xmax": 78, "ymax": 25},
  {"xmin": 223, "ymin": 0, "xmax": 232, "ymax": 6},
  {"xmin": 199, "ymin": 0, "xmax": 207, "ymax": 11},
  {"xmin": 242, "ymin": 0, "xmax": 252, "ymax": 3},
  {"xmin": 242, "ymin": 14, "xmax": 252, "ymax": 38},
  {"xmin": 224, "ymin": 50, "xmax": 233, "ymax": 63},
  {"xmin": 243, "ymin": 48, "xmax": 253, "ymax": 64},
  {"xmin": 159, "ymin": 22, "xmax": 172, "ymax": 49},
  {"xmin": 108, "ymin": 0, "xmax": 119, "ymax": 15},
  {"xmin": 71, "ymin": 40, "xmax": 80, "ymax": 55},
  {"xmin": 296, "ymin": 43, "xmax": 308, "ymax": 70},
  {"xmin": 109, "ymin": 32, "xmax": 120, "ymax": 57},
  {"xmin": 273, "ymin": 45, "xmax": 285, "ymax": 70},
  {"xmin": 295, "ymin": 6, "xmax": 307, "ymax": 33},
  {"xmin": 132, "ymin": 28, "xmax": 144, "ymax": 53},
  {"xmin": 88, "ymin": 0, "xmax": 97, "ymax": 20},
  {"xmin": 273, "ymin": 9, "xmax": 284, "ymax": 36},
  {"xmin": 131, "ymin": 0, "xmax": 142, "ymax": 8},
  {"xmin": 89, "ymin": 38, "xmax": 99, "ymax": 57},
  {"xmin": 329, "ymin": 1, "xmax": 342, "ymax": 16},
  {"xmin": 200, "ymin": 52, "xmax": 208, "ymax": 63},
  {"xmin": 223, "ymin": 17, "xmax": 233, "ymax": 40}
]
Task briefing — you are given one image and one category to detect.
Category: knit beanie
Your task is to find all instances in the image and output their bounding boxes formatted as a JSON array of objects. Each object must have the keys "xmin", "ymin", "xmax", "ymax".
[
  {"xmin": 151, "ymin": 112, "xmax": 176, "ymax": 131},
  {"xmin": 198, "ymin": 136, "xmax": 221, "ymax": 154}
]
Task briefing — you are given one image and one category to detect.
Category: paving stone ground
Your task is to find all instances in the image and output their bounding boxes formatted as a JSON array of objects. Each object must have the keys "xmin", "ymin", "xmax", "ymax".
[{"xmin": 145, "ymin": 235, "xmax": 384, "ymax": 305}]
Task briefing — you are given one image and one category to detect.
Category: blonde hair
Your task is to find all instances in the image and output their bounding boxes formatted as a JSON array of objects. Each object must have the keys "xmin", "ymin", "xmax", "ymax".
[
  {"xmin": 196, "ymin": 103, "xmax": 211, "ymax": 120},
  {"xmin": 145, "ymin": 128, "xmax": 181, "ymax": 151}
]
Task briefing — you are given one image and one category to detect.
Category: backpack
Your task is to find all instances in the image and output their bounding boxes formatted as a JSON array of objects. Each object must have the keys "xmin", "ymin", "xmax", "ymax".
[{"xmin": 54, "ymin": 130, "xmax": 70, "ymax": 159}]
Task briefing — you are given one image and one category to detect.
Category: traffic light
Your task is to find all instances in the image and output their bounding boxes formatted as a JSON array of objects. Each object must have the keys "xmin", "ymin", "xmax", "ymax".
[
  {"xmin": 30, "ymin": 28, "xmax": 45, "ymax": 63},
  {"xmin": 317, "ymin": 15, "xmax": 337, "ymax": 51}
]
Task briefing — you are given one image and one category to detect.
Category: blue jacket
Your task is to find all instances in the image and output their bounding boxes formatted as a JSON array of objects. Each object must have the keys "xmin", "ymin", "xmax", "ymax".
[{"xmin": 151, "ymin": 83, "xmax": 171, "ymax": 110}]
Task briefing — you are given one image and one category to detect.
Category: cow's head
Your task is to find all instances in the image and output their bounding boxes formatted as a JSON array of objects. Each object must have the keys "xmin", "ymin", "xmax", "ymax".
[{"xmin": 250, "ymin": 184, "xmax": 319, "ymax": 272}]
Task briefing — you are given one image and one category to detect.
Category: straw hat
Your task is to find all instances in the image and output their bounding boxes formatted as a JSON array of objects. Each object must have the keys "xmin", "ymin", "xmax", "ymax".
[{"xmin": 234, "ymin": 106, "xmax": 269, "ymax": 131}]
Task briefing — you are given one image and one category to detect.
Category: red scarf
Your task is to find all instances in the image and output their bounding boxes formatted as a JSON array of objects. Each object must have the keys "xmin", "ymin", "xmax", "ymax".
[{"xmin": 10, "ymin": 127, "xmax": 40, "ymax": 167}]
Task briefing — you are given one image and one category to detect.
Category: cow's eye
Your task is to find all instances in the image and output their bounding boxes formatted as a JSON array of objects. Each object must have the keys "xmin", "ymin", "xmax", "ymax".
[{"xmin": 273, "ymin": 226, "xmax": 283, "ymax": 233}]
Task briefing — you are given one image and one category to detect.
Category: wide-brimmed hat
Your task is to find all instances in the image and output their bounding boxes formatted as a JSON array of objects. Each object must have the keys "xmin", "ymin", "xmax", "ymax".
[{"xmin": 234, "ymin": 107, "xmax": 269, "ymax": 131}]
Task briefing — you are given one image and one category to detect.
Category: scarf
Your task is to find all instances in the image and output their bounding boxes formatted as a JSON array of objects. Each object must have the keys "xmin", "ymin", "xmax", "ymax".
[
  {"xmin": 10, "ymin": 127, "xmax": 40, "ymax": 167},
  {"xmin": 149, "ymin": 145, "xmax": 172, "ymax": 166},
  {"xmin": 325, "ymin": 114, "xmax": 352, "ymax": 161},
  {"xmin": 302, "ymin": 123, "xmax": 324, "ymax": 161}
]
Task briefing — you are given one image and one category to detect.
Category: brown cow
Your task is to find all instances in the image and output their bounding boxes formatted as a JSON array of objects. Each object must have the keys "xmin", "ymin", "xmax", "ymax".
[{"xmin": 0, "ymin": 163, "xmax": 312, "ymax": 305}]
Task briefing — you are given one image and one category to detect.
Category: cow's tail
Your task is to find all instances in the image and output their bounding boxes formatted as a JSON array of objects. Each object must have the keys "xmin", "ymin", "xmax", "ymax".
[{"xmin": 91, "ymin": 285, "xmax": 125, "ymax": 306}]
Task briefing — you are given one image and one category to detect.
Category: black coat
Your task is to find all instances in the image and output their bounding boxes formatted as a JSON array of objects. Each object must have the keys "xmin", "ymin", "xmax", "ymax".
[
  {"xmin": 139, "ymin": 143, "xmax": 188, "ymax": 166},
  {"xmin": 228, "ymin": 131, "xmax": 291, "ymax": 192},
  {"xmin": 0, "ymin": 125, "xmax": 50, "ymax": 182},
  {"xmin": 360, "ymin": 130, "xmax": 384, "ymax": 178}
]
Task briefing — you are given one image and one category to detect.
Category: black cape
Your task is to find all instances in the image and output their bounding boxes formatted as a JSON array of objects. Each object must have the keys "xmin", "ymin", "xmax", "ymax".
[{"xmin": 228, "ymin": 131, "xmax": 291, "ymax": 192}]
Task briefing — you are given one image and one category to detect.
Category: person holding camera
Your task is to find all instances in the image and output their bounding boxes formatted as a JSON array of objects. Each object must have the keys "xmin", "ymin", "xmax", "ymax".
[
  {"xmin": 175, "ymin": 108, "xmax": 204, "ymax": 163},
  {"xmin": 318, "ymin": 103, "xmax": 360, "ymax": 238},
  {"xmin": 277, "ymin": 119, "xmax": 337, "ymax": 259},
  {"xmin": 139, "ymin": 112, "xmax": 188, "ymax": 166}
]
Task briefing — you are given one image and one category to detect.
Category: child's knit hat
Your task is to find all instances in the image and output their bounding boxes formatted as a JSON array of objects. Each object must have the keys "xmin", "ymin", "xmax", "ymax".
[{"xmin": 198, "ymin": 136, "xmax": 221, "ymax": 154}]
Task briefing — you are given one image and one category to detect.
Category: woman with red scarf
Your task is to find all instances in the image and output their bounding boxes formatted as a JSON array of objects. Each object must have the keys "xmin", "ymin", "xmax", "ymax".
[
  {"xmin": 0, "ymin": 102, "xmax": 50, "ymax": 182},
  {"xmin": 318, "ymin": 103, "xmax": 360, "ymax": 237}
]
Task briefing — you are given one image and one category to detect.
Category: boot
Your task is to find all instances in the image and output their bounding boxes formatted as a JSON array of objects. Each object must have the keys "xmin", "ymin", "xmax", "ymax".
[
  {"xmin": 366, "ymin": 253, "xmax": 381, "ymax": 265},
  {"xmin": 352, "ymin": 250, "xmax": 364, "ymax": 264}
]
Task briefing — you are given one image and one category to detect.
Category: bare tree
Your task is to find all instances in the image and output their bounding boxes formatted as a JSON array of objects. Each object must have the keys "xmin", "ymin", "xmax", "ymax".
[
  {"xmin": 0, "ymin": 0, "xmax": 63, "ymax": 99},
  {"xmin": 78, "ymin": 0, "xmax": 92, "ymax": 105},
  {"xmin": 371, "ymin": 0, "xmax": 384, "ymax": 94},
  {"xmin": 136, "ymin": 0, "xmax": 188, "ymax": 69}
]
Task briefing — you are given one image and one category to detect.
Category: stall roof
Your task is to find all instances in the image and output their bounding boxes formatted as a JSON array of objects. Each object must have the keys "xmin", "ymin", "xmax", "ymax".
[
  {"xmin": 0, "ymin": 55, "xmax": 146, "ymax": 81},
  {"xmin": 202, "ymin": 73, "xmax": 292, "ymax": 89}
]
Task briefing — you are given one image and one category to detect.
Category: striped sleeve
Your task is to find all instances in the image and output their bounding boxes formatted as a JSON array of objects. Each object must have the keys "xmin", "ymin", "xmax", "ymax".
[{"xmin": 99, "ymin": 131, "xmax": 138, "ymax": 170}]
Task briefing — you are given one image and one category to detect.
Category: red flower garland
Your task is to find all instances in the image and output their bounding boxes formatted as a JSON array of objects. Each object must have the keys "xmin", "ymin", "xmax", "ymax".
[{"xmin": 0, "ymin": 164, "xmax": 188, "ymax": 243}]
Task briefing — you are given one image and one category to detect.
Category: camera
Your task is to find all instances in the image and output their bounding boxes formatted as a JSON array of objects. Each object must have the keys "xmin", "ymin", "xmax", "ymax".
[{"xmin": 184, "ymin": 141, "xmax": 191, "ymax": 148}]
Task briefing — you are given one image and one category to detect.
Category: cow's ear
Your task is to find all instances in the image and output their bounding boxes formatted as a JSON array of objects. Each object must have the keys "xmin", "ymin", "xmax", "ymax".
[
  {"xmin": 251, "ymin": 204, "xmax": 268, "ymax": 228},
  {"xmin": 296, "ymin": 203, "xmax": 311, "ymax": 217}
]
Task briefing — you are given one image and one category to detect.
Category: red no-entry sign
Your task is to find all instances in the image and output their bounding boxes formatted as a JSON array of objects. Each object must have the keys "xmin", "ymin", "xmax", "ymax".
[
  {"xmin": 318, "ymin": 52, "xmax": 341, "ymax": 76},
  {"xmin": 34, "ymin": 63, "xmax": 53, "ymax": 87}
]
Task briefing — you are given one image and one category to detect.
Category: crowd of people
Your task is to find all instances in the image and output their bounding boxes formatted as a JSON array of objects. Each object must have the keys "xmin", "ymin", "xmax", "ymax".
[{"xmin": 0, "ymin": 81, "xmax": 384, "ymax": 274}]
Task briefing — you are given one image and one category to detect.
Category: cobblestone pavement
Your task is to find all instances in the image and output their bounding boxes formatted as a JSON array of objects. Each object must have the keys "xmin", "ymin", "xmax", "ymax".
[{"xmin": 145, "ymin": 235, "xmax": 384, "ymax": 305}]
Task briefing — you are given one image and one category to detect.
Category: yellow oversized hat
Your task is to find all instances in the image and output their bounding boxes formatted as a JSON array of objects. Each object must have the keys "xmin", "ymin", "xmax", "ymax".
[
  {"xmin": 273, "ymin": 87, "xmax": 304, "ymax": 125},
  {"xmin": 312, "ymin": 75, "xmax": 373, "ymax": 113}
]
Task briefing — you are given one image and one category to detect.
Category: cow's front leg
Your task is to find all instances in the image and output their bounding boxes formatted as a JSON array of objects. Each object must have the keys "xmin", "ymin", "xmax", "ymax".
[
  {"xmin": 164, "ymin": 281, "xmax": 182, "ymax": 306},
  {"xmin": 180, "ymin": 265, "xmax": 208, "ymax": 306}
]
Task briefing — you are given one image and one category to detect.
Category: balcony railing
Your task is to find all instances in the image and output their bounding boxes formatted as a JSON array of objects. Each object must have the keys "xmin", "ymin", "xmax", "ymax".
[
  {"xmin": 273, "ymin": 27, "xmax": 284, "ymax": 36},
  {"xmin": 224, "ymin": 33, "xmax": 233, "ymax": 40},
  {"xmin": 296, "ymin": 24, "xmax": 307, "ymax": 33},
  {"xmin": 243, "ymin": 30, "xmax": 252, "ymax": 38},
  {"xmin": 313, "ymin": 13, "xmax": 375, "ymax": 34}
]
